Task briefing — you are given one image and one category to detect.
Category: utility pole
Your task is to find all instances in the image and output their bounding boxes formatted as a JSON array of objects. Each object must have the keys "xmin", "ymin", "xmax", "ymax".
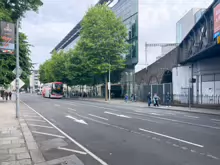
[{"xmin": 16, "ymin": 19, "xmax": 20, "ymax": 118}]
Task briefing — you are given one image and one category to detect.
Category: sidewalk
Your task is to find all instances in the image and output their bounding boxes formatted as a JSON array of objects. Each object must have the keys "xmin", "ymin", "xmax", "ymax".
[
  {"xmin": 0, "ymin": 100, "xmax": 46, "ymax": 165},
  {"xmin": 80, "ymin": 98, "xmax": 220, "ymax": 115}
]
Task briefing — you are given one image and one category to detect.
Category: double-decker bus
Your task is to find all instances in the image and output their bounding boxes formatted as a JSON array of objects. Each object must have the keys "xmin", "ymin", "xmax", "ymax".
[{"xmin": 42, "ymin": 82, "xmax": 64, "ymax": 99}]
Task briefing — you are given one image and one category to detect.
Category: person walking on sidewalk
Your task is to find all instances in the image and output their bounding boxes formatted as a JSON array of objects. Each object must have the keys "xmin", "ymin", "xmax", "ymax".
[
  {"xmin": 165, "ymin": 92, "xmax": 171, "ymax": 107},
  {"xmin": 153, "ymin": 93, "xmax": 160, "ymax": 107},
  {"xmin": 124, "ymin": 94, "xmax": 128, "ymax": 103},
  {"xmin": 4, "ymin": 91, "xmax": 8, "ymax": 101},
  {"xmin": 147, "ymin": 92, "xmax": 151, "ymax": 107},
  {"xmin": 9, "ymin": 91, "xmax": 12, "ymax": 100}
]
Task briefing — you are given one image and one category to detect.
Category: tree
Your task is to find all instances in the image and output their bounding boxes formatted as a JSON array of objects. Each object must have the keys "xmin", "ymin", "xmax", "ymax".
[
  {"xmin": 79, "ymin": 4, "xmax": 129, "ymax": 100},
  {"xmin": 0, "ymin": 33, "xmax": 32, "ymax": 86},
  {"xmin": 0, "ymin": 0, "xmax": 43, "ymax": 87},
  {"xmin": 1, "ymin": 0, "xmax": 43, "ymax": 20}
]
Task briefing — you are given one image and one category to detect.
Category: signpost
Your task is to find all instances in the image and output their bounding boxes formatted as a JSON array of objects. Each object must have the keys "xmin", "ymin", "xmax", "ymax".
[
  {"xmin": 10, "ymin": 78, "xmax": 25, "ymax": 90},
  {"xmin": 12, "ymin": 67, "xmax": 22, "ymax": 77}
]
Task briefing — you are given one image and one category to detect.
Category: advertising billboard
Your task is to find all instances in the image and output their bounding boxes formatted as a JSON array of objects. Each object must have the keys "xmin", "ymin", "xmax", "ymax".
[
  {"xmin": 213, "ymin": 4, "xmax": 220, "ymax": 38},
  {"xmin": 0, "ymin": 21, "xmax": 15, "ymax": 54}
]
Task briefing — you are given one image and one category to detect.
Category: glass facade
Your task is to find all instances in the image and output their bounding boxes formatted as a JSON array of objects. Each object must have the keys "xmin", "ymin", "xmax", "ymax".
[
  {"xmin": 111, "ymin": 0, "xmax": 138, "ymax": 65},
  {"xmin": 176, "ymin": 8, "xmax": 205, "ymax": 43}
]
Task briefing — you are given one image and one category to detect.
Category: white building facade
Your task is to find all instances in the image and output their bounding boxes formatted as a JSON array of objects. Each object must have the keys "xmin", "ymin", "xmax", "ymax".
[{"xmin": 29, "ymin": 70, "xmax": 40, "ymax": 93}]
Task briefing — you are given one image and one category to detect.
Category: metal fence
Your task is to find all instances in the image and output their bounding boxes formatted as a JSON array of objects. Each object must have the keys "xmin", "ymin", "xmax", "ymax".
[
  {"xmin": 135, "ymin": 83, "xmax": 220, "ymax": 107},
  {"xmin": 135, "ymin": 83, "xmax": 172, "ymax": 102}
]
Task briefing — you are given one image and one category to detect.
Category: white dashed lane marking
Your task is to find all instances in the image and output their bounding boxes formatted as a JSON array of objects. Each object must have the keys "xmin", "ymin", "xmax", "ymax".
[{"xmin": 139, "ymin": 128, "xmax": 204, "ymax": 148}]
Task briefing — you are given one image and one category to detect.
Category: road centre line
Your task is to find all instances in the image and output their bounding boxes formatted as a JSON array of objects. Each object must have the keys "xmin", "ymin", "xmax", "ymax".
[
  {"xmin": 21, "ymin": 101, "xmax": 108, "ymax": 165},
  {"xmin": 57, "ymin": 147, "xmax": 87, "ymax": 155},
  {"xmin": 54, "ymin": 101, "xmax": 220, "ymax": 130},
  {"xmin": 32, "ymin": 131, "xmax": 65, "ymax": 138},
  {"xmin": 211, "ymin": 119, "xmax": 220, "ymax": 122},
  {"xmin": 68, "ymin": 108, "xmax": 76, "ymax": 111},
  {"xmin": 54, "ymin": 104, "xmax": 60, "ymax": 107},
  {"xmin": 184, "ymin": 115, "xmax": 199, "ymax": 119},
  {"xmin": 89, "ymin": 114, "xmax": 108, "ymax": 121},
  {"xmin": 139, "ymin": 128, "xmax": 204, "ymax": 148},
  {"xmin": 28, "ymin": 124, "xmax": 54, "ymax": 129},
  {"xmin": 115, "ymin": 111, "xmax": 220, "ymax": 130}
]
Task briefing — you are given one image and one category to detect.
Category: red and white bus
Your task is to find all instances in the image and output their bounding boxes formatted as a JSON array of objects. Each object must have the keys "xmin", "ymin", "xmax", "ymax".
[{"xmin": 42, "ymin": 82, "xmax": 64, "ymax": 99}]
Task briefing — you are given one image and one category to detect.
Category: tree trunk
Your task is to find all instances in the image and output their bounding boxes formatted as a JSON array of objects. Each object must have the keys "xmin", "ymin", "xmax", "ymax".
[{"xmin": 105, "ymin": 74, "xmax": 108, "ymax": 101}]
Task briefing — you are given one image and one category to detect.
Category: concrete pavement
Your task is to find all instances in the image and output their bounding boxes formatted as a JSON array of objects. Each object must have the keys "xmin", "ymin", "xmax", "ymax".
[
  {"xmin": 0, "ymin": 100, "xmax": 46, "ymax": 165},
  {"xmin": 19, "ymin": 93, "xmax": 220, "ymax": 165}
]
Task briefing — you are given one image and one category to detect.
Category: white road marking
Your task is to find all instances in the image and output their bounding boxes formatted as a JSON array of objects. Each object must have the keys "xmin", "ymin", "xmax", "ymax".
[
  {"xmin": 126, "ymin": 112, "xmax": 220, "ymax": 130},
  {"xmin": 89, "ymin": 114, "xmax": 108, "ymax": 121},
  {"xmin": 25, "ymin": 119, "xmax": 46, "ymax": 122},
  {"xmin": 207, "ymin": 154, "xmax": 219, "ymax": 160},
  {"xmin": 184, "ymin": 115, "xmax": 199, "ymax": 119},
  {"xmin": 150, "ymin": 113, "xmax": 161, "ymax": 116},
  {"xmin": 211, "ymin": 119, "xmax": 220, "ymax": 122},
  {"xmin": 104, "ymin": 111, "xmax": 131, "ymax": 118},
  {"xmin": 23, "ymin": 115, "xmax": 41, "ymax": 118},
  {"xmin": 32, "ymin": 131, "xmax": 65, "ymax": 138},
  {"xmin": 22, "ymin": 101, "xmax": 108, "ymax": 165},
  {"xmin": 190, "ymin": 149, "xmax": 196, "ymax": 153},
  {"xmin": 28, "ymin": 124, "xmax": 54, "ymax": 129},
  {"xmin": 60, "ymin": 101, "xmax": 220, "ymax": 129},
  {"xmin": 66, "ymin": 115, "xmax": 88, "ymax": 125},
  {"xmin": 181, "ymin": 147, "xmax": 188, "ymax": 150},
  {"xmin": 67, "ymin": 108, "xmax": 76, "ymax": 111},
  {"xmin": 65, "ymin": 103, "xmax": 77, "ymax": 106},
  {"xmin": 139, "ymin": 128, "xmax": 204, "ymax": 148},
  {"xmin": 57, "ymin": 147, "xmax": 87, "ymax": 155},
  {"xmin": 54, "ymin": 104, "xmax": 60, "ymax": 107},
  {"xmin": 134, "ymin": 117, "xmax": 160, "ymax": 123}
]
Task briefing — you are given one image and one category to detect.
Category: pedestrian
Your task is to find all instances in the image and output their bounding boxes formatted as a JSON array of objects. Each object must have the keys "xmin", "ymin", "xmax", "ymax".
[
  {"xmin": 124, "ymin": 94, "xmax": 128, "ymax": 103},
  {"xmin": 131, "ymin": 94, "xmax": 134, "ymax": 102},
  {"xmin": 147, "ymin": 92, "xmax": 151, "ymax": 107},
  {"xmin": 165, "ymin": 92, "xmax": 171, "ymax": 107},
  {"xmin": 134, "ymin": 94, "xmax": 137, "ymax": 102},
  {"xmin": 9, "ymin": 91, "xmax": 12, "ymax": 100},
  {"xmin": 153, "ymin": 93, "xmax": 160, "ymax": 107},
  {"xmin": 4, "ymin": 91, "xmax": 8, "ymax": 101},
  {"xmin": 1, "ymin": 90, "xmax": 4, "ymax": 101}
]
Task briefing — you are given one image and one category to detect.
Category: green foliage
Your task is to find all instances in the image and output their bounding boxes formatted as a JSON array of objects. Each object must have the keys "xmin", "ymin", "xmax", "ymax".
[
  {"xmin": 1, "ymin": 0, "xmax": 43, "ymax": 20},
  {"xmin": 79, "ymin": 4, "xmax": 129, "ymax": 75},
  {"xmin": 0, "ymin": 0, "xmax": 43, "ymax": 87},
  {"xmin": 39, "ymin": 4, "xmax": 129, "ymax": 89},
  {"xmin": 0, "ymin": 33, "xmax": 32, "ymax": 86}
]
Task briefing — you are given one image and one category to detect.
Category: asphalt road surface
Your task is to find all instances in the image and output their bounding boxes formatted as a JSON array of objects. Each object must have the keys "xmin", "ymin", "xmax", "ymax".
[{"xmin": 20, "ymin": 94, "xmax": 220, "ymax": 165}]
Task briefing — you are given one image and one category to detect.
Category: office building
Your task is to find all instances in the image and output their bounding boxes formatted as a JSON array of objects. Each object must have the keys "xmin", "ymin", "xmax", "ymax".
[
  {"xmin": 29, "ymin": 70, "xmax": 40, "ymax": 93},
  {"xmin": 176, "ymin": 8, "xmax": 206, "ymax": 43},
  {"xmin": 52, "ymin": 0, "xmax": 139, "ymax": 97}
]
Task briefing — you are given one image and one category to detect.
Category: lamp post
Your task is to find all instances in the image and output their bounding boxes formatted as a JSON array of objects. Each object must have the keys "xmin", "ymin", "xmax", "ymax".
[{"xmin": 16, "ymin": 19, "xmax": 20, "ymax": 118}]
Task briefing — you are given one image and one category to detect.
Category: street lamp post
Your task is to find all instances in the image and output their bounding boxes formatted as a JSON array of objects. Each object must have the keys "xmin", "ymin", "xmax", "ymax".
[{"xmin": 16, "ymin": 19, "xmax": 20, "ymax": 118}]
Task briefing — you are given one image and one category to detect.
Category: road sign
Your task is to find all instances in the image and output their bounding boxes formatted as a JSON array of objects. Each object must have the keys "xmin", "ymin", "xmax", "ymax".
[
  {"xmin": 12, "ymin": 67, "xmax": 22, "ymax": 77},
  {"xmin": 10, "ymin": 78, "xmax": 25, "ymax": 90}
]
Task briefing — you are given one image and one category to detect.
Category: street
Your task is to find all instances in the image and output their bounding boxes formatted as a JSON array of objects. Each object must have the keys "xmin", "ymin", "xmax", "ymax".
[{"xmin": 20, "ymin": 94, "xmax": 220, "ymax": 165}]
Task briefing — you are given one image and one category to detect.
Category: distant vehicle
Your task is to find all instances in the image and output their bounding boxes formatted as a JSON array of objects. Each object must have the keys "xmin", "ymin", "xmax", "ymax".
[{"xmin": 42, "ymin": 82, "xmax": 64, "ymax": 99}]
